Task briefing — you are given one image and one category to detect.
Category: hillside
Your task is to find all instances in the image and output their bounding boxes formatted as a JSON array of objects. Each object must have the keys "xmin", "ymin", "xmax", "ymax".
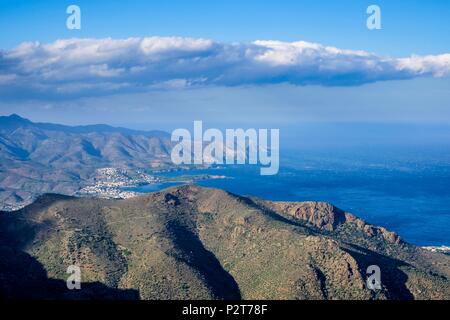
[
  {"xmin": 0, "ymin": 114, "xmax": 172, "ymax": 210},
  {"xmin": 1, "ymin": 185, "xmax": 448, "ymax": 300}
]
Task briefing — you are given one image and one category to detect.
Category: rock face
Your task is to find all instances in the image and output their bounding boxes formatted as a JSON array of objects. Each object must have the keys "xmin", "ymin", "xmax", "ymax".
[
  {"xmin": 1, "ymin": 185, "xmax": 449, "ymax": 300},
  {"xmin": 268, "ymin": 201, "xmax": 347, "ymax": 231},
  {"xmin": 267, "ymin": 201, "xmax": 402, "ymax": 244}
]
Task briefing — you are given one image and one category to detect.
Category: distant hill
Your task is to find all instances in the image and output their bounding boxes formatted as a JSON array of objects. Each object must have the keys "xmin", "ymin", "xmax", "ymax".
[
  {"xmin": 0, "ymin": 114, "xmax": 171, "ymax": 164},
  {"xmin": 1, "ymin": 185, "xmax": 448, "ymax": 300},
  {"xmin": 0, "ymin": 114, "xmax": 173, "ymax": 210},
  {"xmin": 0, "ymin": 114, "xmax": 169, "ymax": 137}
]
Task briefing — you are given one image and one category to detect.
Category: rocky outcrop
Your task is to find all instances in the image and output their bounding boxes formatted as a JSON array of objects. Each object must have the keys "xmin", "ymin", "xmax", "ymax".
[
  {"xmin": 0, "ymin": 185, "xmax": 448, "ymax": 300},
  {"xmin": 266, "ymin": 200, "xmax": 401, "ymax": 244}
]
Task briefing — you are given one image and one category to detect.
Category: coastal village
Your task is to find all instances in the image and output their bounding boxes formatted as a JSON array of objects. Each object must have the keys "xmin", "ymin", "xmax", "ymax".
[{"xmin": 77, "ymin": 167, "xmax": 161, "ymax": 199}]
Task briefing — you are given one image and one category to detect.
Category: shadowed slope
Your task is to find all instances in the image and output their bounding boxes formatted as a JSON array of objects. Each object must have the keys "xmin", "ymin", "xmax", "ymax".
[{"xmin": 1, "ymin": 185, "xmax": 449, "ymax": 300}]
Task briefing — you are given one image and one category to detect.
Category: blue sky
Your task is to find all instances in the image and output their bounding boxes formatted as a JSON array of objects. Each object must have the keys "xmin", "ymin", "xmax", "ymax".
[
  {"xmin": 1, "ymin": 0, "xmax": 450, "ymax": 135},
  {"xmin": 1, "ymin": 0, "xmax": 450, "ymax": 55}
]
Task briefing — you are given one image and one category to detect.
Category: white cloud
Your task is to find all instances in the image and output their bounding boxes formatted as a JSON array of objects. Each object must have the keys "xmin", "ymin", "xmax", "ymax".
[
  {"xmin": 396, "ymin": 54, "xmax": 450, "ymax": 77},
  {"xmin": 1, "ymin": 36, "xmax": 449, "ymax": 98}
]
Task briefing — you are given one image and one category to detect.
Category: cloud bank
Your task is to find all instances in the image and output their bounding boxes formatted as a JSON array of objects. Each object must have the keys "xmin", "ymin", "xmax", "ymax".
[{"xmin": 1, "ymin": 36, "xmax": 449, "ymax": 98}]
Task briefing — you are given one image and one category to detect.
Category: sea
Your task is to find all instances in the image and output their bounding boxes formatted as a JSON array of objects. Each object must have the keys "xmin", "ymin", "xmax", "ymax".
[{"xmin": 128, "ymin": 146, "xmax": 450, "ymax": 247}]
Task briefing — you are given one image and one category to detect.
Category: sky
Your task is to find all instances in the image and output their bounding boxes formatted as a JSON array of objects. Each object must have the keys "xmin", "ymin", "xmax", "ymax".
[
  {"xmin": 1, "ymin": 0, "xmax": 450, "ymax": 138},
  {"xmin": 1, "ymin": 0, "xmax": 450, "ymax": 55}
]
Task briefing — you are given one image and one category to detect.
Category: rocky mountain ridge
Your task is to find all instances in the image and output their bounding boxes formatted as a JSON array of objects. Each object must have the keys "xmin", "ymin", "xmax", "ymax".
[
  {"xmin": 0, "ymin": 114, "xmax": 173, "ymax": 210},
  {"xmin": 1, "ymin": 185, "xmax": 448, "ymax": 300}
]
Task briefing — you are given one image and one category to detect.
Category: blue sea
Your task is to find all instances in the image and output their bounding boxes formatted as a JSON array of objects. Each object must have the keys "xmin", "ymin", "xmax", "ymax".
[{"xmin": 130, "ymin": 147, "xmax": 450, "ymax": 247}]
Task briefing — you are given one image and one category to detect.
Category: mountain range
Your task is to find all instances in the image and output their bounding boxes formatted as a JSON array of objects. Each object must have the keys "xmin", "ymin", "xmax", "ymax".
[
  {"xmin": 0, "ymin": 114, "xmax": 173, "ymax": 210},
  {"xmin": 1, "ymin": 114, "xmax": 449, "ymax": 300},
  {"xmin": 0, "ymin": 185, "xmax": 449, "ymax": 300}
]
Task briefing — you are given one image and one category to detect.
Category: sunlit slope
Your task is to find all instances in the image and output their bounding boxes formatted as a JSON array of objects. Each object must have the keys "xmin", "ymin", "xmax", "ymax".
[{"xmin": 1, "ymin": 185, "xmax": 449, "ymax": 299}]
